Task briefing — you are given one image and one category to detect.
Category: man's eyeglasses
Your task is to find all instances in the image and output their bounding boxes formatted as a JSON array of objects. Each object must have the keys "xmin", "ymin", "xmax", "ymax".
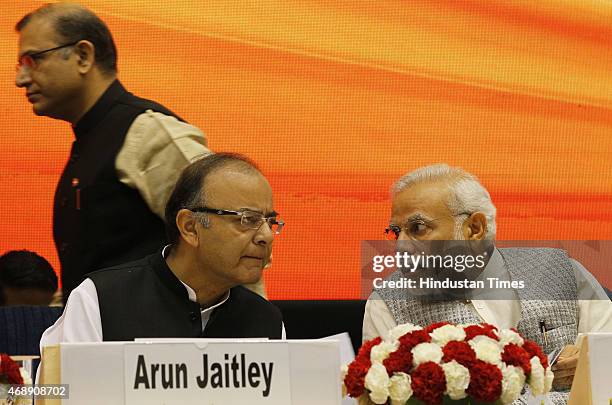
[
  {"xmin": 189, "ymin": 207, "xmax": 285, "ymax": 235},
  {"xmin": 16, "ymin": 41, "xmax": 79, "ymax": 71},
  {"xmin": 384, "ymin": 213, "xmax": 471, "ymax": 240}
]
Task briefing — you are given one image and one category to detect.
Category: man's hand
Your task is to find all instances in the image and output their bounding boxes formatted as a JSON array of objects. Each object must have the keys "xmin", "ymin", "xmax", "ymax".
[{"xmin": 551, "ymin": 344, "xmax": 579, "ymax": 390}]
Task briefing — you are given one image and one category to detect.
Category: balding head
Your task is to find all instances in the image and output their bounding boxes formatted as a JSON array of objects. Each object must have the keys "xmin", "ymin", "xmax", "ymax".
[{"xmin": 164, "ymin": 153, "xmax": 265, "ymax": 245}]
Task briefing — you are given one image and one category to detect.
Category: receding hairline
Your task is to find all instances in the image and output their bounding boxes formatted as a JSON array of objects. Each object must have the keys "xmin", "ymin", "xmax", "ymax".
[
  {"xmin": 16, "ymin": 3, "xmax": 93, "ymax": 32},
  {"xmin": 393, "ymin": 168, "xmax": 477, "ymax": 195},
  {"xmin": 203, "ymin": 161, "xmax": 266, "ymax": 191},
  {"xmin": 393, "ymin": 175, "xmax": 460, "ymax": 201}
]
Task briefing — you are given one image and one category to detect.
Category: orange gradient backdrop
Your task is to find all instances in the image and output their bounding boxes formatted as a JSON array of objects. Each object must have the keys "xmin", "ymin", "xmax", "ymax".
[{"xmin": 1, "ymin": 0, "xmax": 611, "ymax": 298}]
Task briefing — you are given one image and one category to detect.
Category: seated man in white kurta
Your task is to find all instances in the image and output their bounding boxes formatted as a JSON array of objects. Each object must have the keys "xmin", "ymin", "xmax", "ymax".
[{"xmin": 363, "ymin": 164, "xmax": 612, "ymax": 404}]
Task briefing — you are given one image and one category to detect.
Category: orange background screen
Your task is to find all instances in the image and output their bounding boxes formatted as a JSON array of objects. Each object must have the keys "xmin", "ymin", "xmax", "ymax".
[{"xmin": 1, "ymin": 0, "xmax": 611, "ymax": 298}]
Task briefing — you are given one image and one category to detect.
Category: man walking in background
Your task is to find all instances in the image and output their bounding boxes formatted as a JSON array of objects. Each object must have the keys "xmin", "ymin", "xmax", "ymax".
[{"xmin": 15, "ymin": 3, "xmax": 210, "ymax": 300}]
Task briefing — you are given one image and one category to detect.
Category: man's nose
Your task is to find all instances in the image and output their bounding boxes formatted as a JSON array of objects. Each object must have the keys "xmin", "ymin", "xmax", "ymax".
[
  {"xmin": 15, "ymin": 66, "xmax": 32, "ymax": 87},
  {"xmin": 396, "ymin": 238, "xmax": 419, "ymax": 255},
  {"xmin": 253, "ymin": 221, "xmax": 274, "ymax": 246}
]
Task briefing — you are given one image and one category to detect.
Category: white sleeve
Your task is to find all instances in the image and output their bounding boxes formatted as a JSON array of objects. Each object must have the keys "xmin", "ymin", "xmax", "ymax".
[
  {"xmin": 39, "ymin": 278, "xmax": 103, "ymax": 348},
  {"xmin": 571, "ymin": 259, "xmax": 612, "ymax": 333},
  {"xmin": 362, "ymin": 292, "xmax": 397, "ymax": 342},
  {"xmin": 115, "ymin": 110, "xmax": 211, "ymax": 219}
]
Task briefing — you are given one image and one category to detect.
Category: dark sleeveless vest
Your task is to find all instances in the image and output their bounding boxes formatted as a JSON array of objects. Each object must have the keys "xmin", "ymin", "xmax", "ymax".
[
  {"xmin": 88, "ymin": 252, "xmax": 283, "ymax": 340},
  {"xmin": 53, "ymin": 80, "xmax": 177, "ymax": 300}
]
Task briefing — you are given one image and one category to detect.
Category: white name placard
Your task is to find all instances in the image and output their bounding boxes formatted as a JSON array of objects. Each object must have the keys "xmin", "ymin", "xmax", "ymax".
[
  {"xmin": 53, "ymin": 339, "xmax": 340, "ymax": 404},
  {"xmin": 123, "ymin": 341, "xmax": 291, "ymax": 404},
  {"xmin": 569, "ymin": 333, "xmax": 612, "ymax": 404}
]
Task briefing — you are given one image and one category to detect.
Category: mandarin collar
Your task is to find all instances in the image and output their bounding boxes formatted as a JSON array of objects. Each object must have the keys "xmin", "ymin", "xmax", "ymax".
[
  {"xmin": 149, "ymin": 247, "xmax": 193, "ymax": 301},
  {"xmin": 157, "ymin": 245, "xmax": 231, "ymax": 310},
  {"xmin": 72, "ymin": 80, "xmax": 127, "ymax": 139}
]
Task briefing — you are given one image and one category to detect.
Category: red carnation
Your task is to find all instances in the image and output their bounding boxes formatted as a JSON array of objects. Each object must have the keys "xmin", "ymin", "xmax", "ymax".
[
  {"xmin": 442, "ymin": 340, "xmax": 477, "ymax": 368},
  {"xmin": 466, "ymin": 360, "xmax": 503, "ymax": 403},
  {"xmin": 344, "ymin": 357, "xmax": 370, "ymax": 398},
  {"xmin": 357, "ymin": 337, "xmax": 382, "ymax": 361},
  {"xmin": 380, "ymin": 330, "xmax": 431, "ymax": 376},
  {"xmin": 424, "ymin": 321, "xmax": 450, "ymax": 333},
  {"xmin": 502, "ymin": 343, "xmax": 532, "ymax": 375},
  {"xmin": 411, "ymin": 362, "xmax": 446, "ymax": 405},
  {"xmin": 383, "ymin": 344, "xmax": 413, "ymax": 375},
  {"xmin": 344, "ymin": 337, "xmax": 382, "ymax": 398},
  {"xmin": 522, "ymin": 340, "xmax": 548, "ymax": 369},
  {"xmin": 464, "ymin": 324, "xmax": 498, "ymax": 341},
  {"xmin": 399, "ymin": 329, "xmax": 431, "ymax": 348},
  {"xmin": 0, "ymin": 353, "xmax": 24, "ymax": 385},
  {"xmin": 481, "ymin": 323, "xmax": 498, "ymax": 332}
]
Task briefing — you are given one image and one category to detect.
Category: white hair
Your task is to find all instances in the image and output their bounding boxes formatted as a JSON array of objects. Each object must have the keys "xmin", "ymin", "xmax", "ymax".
[{"xmin": 392, "ymin": 164, "xmax": 497, "ymax": 240}]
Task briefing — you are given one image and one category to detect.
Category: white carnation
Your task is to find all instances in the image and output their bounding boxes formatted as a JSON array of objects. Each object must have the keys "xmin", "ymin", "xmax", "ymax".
[
  {"xmin": 442, "ymin": 360, "xmax": 470, "ymax": 400},
  {"xmin": 430, "ymin": 324, "xmax": 466, "ymax": 346},
  {"xmin": 469, "ymin": 335, "xmax": 502, "ymax": 365},
  {"xmin": 389, "ymin": 372, "xmax": 413, "ymax": 404},
  {"xmin": 364, "ymin": 362, "xmax": 390, "ymax": 404},
  {"xmin": 500, "ymin": 364, "xmax": 526, "ymax": 404},
  {"xmin": 498, "ymin": 329, "xmax": 524, "ymax": 346},
  {"xmin": 529, "ymin": 356, "xmax": 546, "ymax": 396},
  {"xmin": 387, "ymin": 323, "xmax": 422, "ymax": 342},
  {"xmin": 412, "ymin": 342, "xmax": 443, "ymax": 366},
  {"xmin": 371, "ymin": 340, "xmax": 399, "ymax": 364},
  {"xmin": 544, "ymin": 366, "xmax": 554, "ymax": 393}
]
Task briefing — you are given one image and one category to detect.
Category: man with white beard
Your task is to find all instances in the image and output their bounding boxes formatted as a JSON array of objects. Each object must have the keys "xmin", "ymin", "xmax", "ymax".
[{"xmin": 362, "ymin": 164, "xmax": 612, "ymax": 403}]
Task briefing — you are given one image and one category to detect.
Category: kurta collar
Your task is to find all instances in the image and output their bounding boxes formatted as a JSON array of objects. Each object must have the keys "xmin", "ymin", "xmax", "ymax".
[
  {"xmin": 148, "ymin": 247, "xmax": 190, "ymax": 300},
  {"xmin": 72, "ymin": 79, "xmax": 127, "ymax": 139},
  {"xmin": 153, "ymin": 245, "xmax": 231, "ymax": 308}
]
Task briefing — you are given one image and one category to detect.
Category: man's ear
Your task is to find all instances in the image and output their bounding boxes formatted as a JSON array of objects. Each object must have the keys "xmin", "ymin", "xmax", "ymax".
[
  {"xmin": 176, "ymin": 209, "xmax": 200, "ymax": 247},
  {"xmin": 74, "ymin": 40, "xmax": 95, "ymax": 74},
  {"xmin": 464, "ymin": 212, "xmax": 487, "ymax": 240}
]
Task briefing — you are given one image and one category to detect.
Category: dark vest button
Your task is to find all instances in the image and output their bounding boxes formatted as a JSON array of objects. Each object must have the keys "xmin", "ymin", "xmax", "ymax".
[
  {"xmin": 60, "ymin": 197, "xmax": 68, "ymax": 207},
  {"xmin": 69, "ymin": 153, "xmax": 80, "ymax": 163},
  {"xmin": 59, "ymin": 242, "xmax": 70, "ymax": 253},
  {"xmin": 190, "ymin": 312, "xmax": 199, "ymax": 322}
]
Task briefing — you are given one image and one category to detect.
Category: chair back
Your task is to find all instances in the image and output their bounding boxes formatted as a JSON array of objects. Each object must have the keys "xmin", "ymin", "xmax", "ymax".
[{"xmin": 0, "ymin": 306, "xmax": 63, "ymax": 356}]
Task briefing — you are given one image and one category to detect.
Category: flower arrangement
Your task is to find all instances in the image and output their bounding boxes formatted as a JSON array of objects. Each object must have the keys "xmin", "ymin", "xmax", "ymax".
[
  {"xmin": 0, "ymin": 353, "xmax": 32, "ymax": 405},
  {"xmin": 342, "ymin": 322, "xmax": 554, "ymax": 405}
]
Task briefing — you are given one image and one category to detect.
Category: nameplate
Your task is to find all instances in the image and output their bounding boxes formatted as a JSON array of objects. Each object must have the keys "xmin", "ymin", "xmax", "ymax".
[
  {"xmin": 124, "ymin": 342, "xmax": 291, "ymax": 404},
  {"xmin": 569, "ymin": 333, "xmax": 612, "ymax": 404}
]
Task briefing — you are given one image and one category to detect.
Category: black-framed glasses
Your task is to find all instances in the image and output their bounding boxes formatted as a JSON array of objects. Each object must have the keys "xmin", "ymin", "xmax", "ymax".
[
  {"xmin": 189, "ymin": 207, "xmax": 285, "ymax": 235},
  {"xmin": 16, "ymin": 41, "xmax": 79, "ymax": 71},
  {"xmin": 384, "ymin": 212, "xmax": 471, "ymax": 240}
]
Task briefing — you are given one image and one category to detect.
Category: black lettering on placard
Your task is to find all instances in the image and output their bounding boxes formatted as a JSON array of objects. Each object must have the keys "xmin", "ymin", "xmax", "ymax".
[
  {"xmin": 134, "ymin": 355, "xmax": 150, "ymax": 389},
  {"xmin": 176, "ymin": 364, "xmax": 188, "ymax": 389},
  {"xmin": 161, "ymin": 363, "xmax": 173, "ymax": 389},
  {"xmin": 134, "ymin": 356, "xmax": 189, "ymax": 390},
  {"xmin": 195, "ymin": 353, "xmax": 274, "ymax": 397},
  {"xmin": 210, "ymin": 362, "xmax": 223, "ymax": 388},
  {"xmin": 150, "ymin": 364, "xmax": 159, "ymax": 389},
  {"xmin": 248, "ymin": 363, "xmax": 260, "ymax": 387},
  {"xmin": 261, "ymin": 363, "xmax": 273, "ymax": 397},
  {"xmin": 231, "ymin": 355, "xmax": 240, "ymax": 388},
  {"xmin": 196, "ymin": 354, "xmax": 209, "ymax": 388}
]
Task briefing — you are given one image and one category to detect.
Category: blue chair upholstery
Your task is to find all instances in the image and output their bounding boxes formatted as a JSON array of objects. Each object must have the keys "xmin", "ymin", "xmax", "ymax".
[{"xmin": 0, "ymin": 306, "xmax": 63, "ymax": 356}]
